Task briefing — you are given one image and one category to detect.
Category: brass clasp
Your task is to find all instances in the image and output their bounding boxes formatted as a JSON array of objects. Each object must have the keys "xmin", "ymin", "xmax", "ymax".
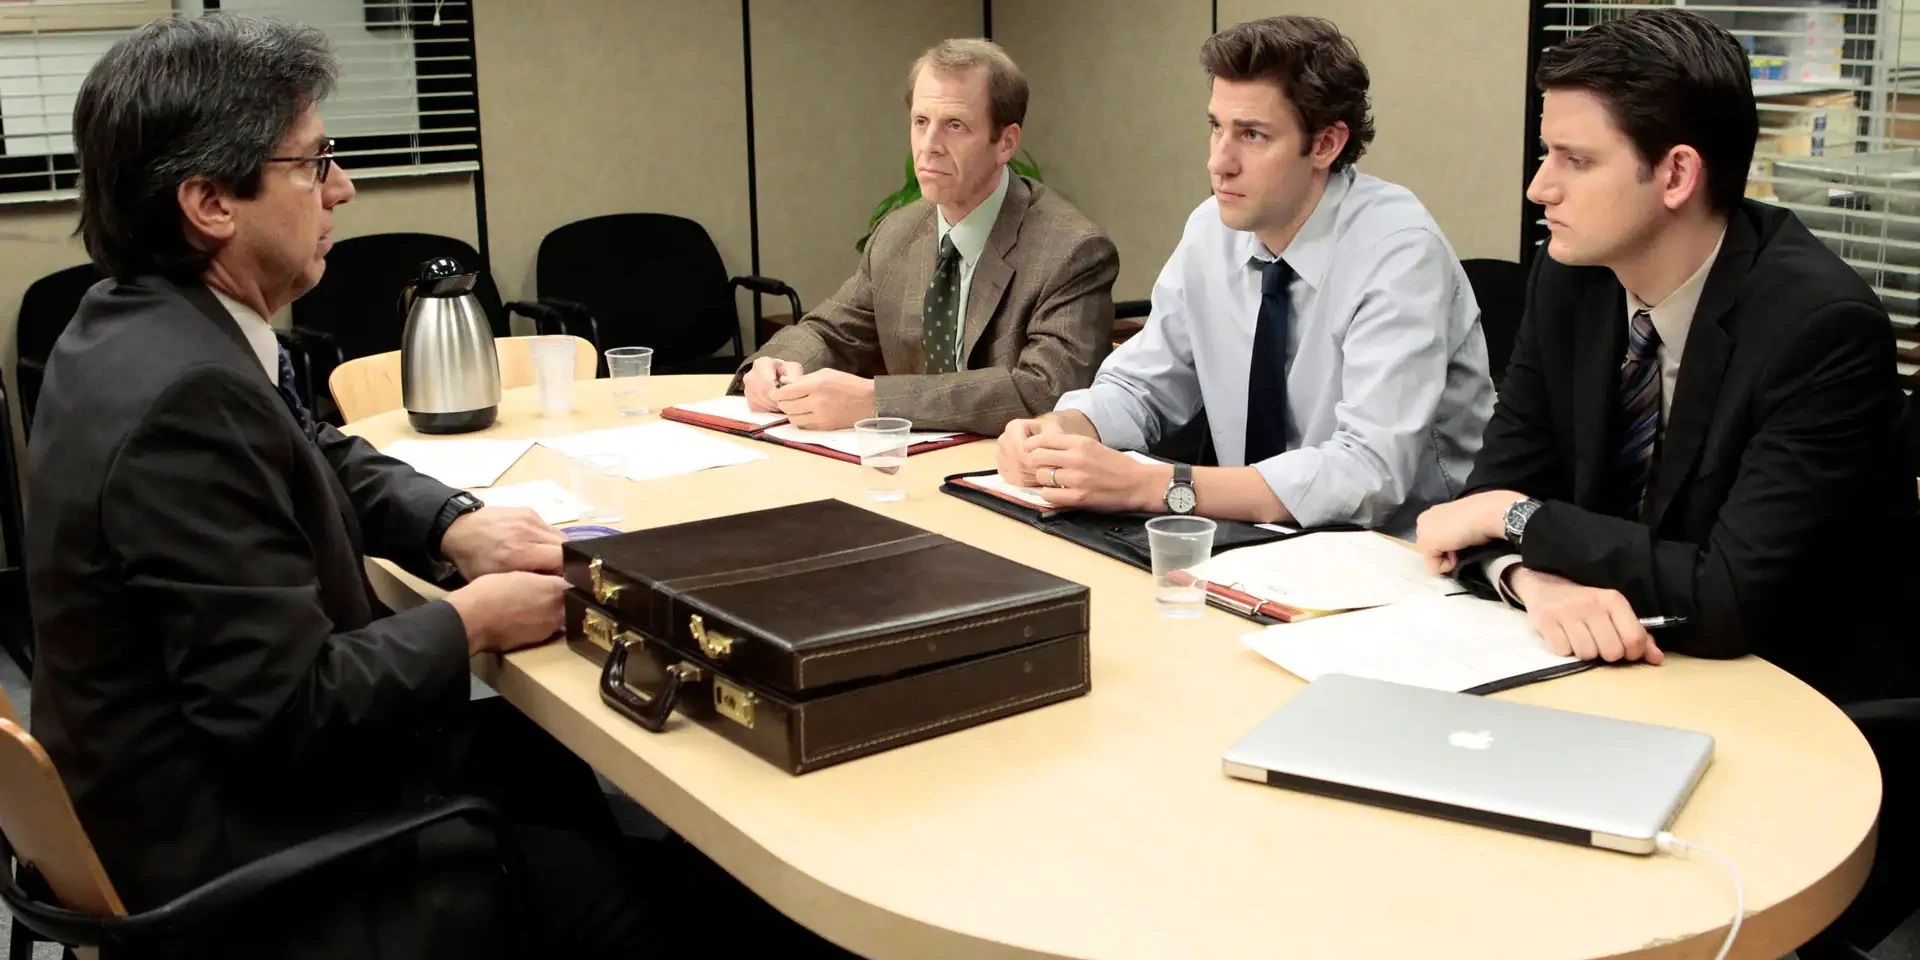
[
  {"xmin": 712, "ymin": 676, "xmax": 757, "ymax": 728},
  {"xmin": 688, "ymin": 613, "xmax": 735, "ymax": 660},
  {"xmin": 587, "ymin": 557, "xmax": 625, "ymax": 605}
]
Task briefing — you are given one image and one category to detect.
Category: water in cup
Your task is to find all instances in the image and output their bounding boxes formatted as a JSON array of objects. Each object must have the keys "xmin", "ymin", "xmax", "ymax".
[
  {"xmin": 853, "ymin": 417, "xmax": 911, "ymax": 502},
  {"xmin": 1146, "ymin": 516, "xmax": 1217, "ymax": 618}
]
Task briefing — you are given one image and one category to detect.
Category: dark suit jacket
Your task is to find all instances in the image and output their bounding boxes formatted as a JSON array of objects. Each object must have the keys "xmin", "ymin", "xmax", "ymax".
[
  {"xmin": 24, "ymin": 275, "xmax": 506, "ymax": 958},
  {"xmin": 734, "ymin": 175, "xmax": 1120, "ymax": 435},
  {"xmin": 1462, "ymin": 202, "xmax": 1919, "ymax": 704}
]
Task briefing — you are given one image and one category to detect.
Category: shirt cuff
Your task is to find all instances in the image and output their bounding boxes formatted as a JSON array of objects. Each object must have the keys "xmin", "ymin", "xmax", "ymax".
[
  {"xmin": 1483, "ymin": 553, "xmax": 1526, "ymax": 608},
  {"xmin": 1055, "ymin": 387, "xmax": 1149, "ymax": 452}
]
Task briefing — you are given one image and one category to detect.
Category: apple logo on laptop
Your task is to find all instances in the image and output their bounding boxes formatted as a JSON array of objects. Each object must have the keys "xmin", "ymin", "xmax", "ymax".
[{"xmin": 1448, "ymin": 729, "xmax": 1494, "ymax": 751}]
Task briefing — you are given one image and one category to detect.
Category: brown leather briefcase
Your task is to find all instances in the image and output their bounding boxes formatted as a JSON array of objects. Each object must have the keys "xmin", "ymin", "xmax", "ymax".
[{"xmin": 562, "ymin": 499, "xmax": 1091, "ymax": 774}]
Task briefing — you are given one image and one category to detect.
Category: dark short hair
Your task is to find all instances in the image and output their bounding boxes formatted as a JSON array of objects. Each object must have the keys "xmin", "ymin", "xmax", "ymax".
[
  {"xmin": 72, "ymin": 15, "xmax": 336, "ymax": 279},
  {"xmin": 903, "ymin": 38, "xmax": 1029, "ymax": 138},
  {"xmin": 1535, "ymin": 9, "xmax": 1757, "ymax": 214},
  {"xmin": 1200, "ymin": 16, "xmax": 1376, "ymax": 172}
]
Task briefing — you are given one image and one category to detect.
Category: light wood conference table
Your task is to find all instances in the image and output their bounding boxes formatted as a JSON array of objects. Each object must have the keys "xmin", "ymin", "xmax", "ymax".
[{"xmin": 349, "ymin": 375, "xmax": 1878, "ymax": 960}]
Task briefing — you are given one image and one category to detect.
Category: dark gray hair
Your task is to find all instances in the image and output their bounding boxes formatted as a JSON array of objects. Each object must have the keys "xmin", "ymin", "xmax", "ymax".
[{"xmin": 73, "ymin": 15, "xmax": 336, "ymax": 279}]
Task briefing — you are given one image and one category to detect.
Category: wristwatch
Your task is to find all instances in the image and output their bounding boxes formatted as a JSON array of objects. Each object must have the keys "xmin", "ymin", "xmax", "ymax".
[
  {"xmin": 1163, "ymin": 463, "xmax": 1197, "ymax": 515},
  {"xmin": 429, "ymin": 491, "xmax": 485, "ymax": 554},
  {"xmin": 1502, "ymin": 497, "xmax": 1543, "ymax": 547}
]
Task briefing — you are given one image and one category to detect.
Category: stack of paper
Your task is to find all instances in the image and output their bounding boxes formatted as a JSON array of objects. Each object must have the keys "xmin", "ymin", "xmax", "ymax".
[
  {"xmin": 667, "ymin": 395, "xmax": 789, "ymax": 429},
  {"xmin": 761, "ymin": 423, "xmax": 960, "ymax": 457},
  {"xmin": 536, "ymin": 422, "xmax": 767, "ymax": 481},
  {"xmin": 1242, "ymin": 595, "xmax": 1582, "ymax": 693},
  {"xmin": 384, "ymin": 438, "xmax": 533, "ymax": 489},
  {"xmin": 1191, "ymin": 531, "xmax": 1461, "ymax": 614}
]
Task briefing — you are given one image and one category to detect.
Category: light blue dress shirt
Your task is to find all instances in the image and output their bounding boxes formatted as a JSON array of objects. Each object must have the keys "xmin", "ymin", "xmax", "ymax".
[{"xmin": 1055, "ymin": 168, "xmax": 1495, "ymax": 535}]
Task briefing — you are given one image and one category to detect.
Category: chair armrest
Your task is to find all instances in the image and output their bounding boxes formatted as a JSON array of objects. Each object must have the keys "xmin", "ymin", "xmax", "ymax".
[
  {"xmin": 730, "ymin": 276, "xmax": 803, "ymax": 351},
  {"xmin": 505, "ymin": 299, "xmax": 600, "ymax": 349},
  {"xmin": 2, "ymin": 796, "xmax": 509, "ymax": 948}
]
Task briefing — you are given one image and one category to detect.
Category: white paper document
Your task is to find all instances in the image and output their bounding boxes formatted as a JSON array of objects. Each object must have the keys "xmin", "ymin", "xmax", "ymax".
[
  {"xmin": 1191, "ymin": 531, "xmax": 1462, "ymax": 613},
  {"xmin": 960, "ymin": 450, "xmax": 1163, "ymax": 510},
  {"xmin": 537, "ymin": 422, "xmax": 766, "ymax": 481},
  {"xmin": 472, "ymin": 480, "xmax": 587, "ymax": 524},
  {"xmin": 384, "ymin": 438, "xmax": 533, "ymax": 489},
  {"xmin": 669, "ymin": 395, "xmax": 789, "ymax": 429},
  {"xmin": 761, "ymin": 423, "xmax": 961, "ymax": 457},
  {"xmin": 1242, "ymin": 595, "xmax": 1581, "ymax": 693}
]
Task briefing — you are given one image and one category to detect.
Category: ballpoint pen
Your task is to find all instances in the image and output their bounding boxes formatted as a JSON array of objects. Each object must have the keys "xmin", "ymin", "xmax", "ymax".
[{"xmin": 1637, "ymin": 616, "xmax": 1690, "ymax": 629}]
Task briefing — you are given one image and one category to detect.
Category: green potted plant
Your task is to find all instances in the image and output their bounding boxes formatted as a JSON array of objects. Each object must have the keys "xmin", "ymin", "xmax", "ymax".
[{"xmin": 856, "ymin": 151, "xmax": 1045, "ymax": 252}]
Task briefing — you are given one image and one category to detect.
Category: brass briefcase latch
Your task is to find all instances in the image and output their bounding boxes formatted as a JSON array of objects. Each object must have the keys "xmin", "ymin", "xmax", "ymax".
[
  {"xmin": 712, "ymin": 676, "xmax": 757, "ymax": 729},
  {"xmin": 689, "ymin": 613, "xmax": 735, "ymax": 659},
  {"xmin": 588, "ymin": 557, "xmax": 625, "ymax": 605},
  {"xmin": 583, "ymin": 608, "xmax": 617, "ymax": 649}
]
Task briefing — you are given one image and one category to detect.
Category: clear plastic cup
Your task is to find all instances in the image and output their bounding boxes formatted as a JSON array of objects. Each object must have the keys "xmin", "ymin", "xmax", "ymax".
[
  {"xmin": 853, "ymin": 417, "xmax": 911, "ymax": 502},
  {"xmin": 1146, "ymin": 516, "xmax": 1216, "ymax": 618}
]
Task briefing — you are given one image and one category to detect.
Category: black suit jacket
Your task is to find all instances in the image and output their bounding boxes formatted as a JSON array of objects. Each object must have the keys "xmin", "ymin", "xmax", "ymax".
[
  {"xmin": 24, "ymin": 275, "xmax": 506, "ymax": 957},
  {"xmin": 1463, "ymin": 202, "xmax": 1919, "ymax": 704}
]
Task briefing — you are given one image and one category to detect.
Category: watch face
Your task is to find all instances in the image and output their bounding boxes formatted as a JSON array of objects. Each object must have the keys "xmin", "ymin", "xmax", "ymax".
[{"xmin": 1166, "ymin": 484, "xmax": 1197, "ymax": 515}]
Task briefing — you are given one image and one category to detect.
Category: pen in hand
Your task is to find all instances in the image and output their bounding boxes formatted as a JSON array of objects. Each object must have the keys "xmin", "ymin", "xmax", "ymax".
[{"xmin": 1637, "ymin": 616, "xmax": 1689, "ymax": 629}]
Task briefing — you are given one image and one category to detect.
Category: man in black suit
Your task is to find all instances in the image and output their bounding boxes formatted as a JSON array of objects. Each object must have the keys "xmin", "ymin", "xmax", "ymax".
[
  {"xmin": 23, "ymin": 16, "xmax": 652, "ymax": 958},
  {"xmin": 1415, "ymin": 12, "xmax": 1917, "ymax": 949}
]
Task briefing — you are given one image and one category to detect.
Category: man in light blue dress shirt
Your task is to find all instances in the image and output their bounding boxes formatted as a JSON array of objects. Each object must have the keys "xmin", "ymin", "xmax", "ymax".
[{"xmin": 995, "ymin": 16, "xmax": 1494, "ymax": 536}]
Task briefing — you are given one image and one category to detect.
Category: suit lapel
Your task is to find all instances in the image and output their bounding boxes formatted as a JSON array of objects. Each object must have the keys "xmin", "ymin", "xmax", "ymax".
[
  {"xmin": 1646, "ymin": 217, "xmax": 1754, "ymax": 527},
  {"xmin": 1571, "ymin": 272, "xmax": 1624, "ymax": 507},
  {"xmin": 899, "ymin": 213, "xmax": 938, "ymax": 373},
  {"xmin": 959, "ymin": 176, "xmax": 1030, "ymax": 364}
]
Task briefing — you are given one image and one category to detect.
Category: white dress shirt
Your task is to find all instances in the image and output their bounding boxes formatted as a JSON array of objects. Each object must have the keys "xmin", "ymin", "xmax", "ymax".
[
  {"xmin": 932, "ymin": 165, "xmax": 1010, "ymax": 370},
  {"xmin": 210, "ymin": 287, "xmax": 282, "ymax": 386},
  {"xmin": 1055, "ymin": 167, "xmax": 1495, "ymax": 534}
]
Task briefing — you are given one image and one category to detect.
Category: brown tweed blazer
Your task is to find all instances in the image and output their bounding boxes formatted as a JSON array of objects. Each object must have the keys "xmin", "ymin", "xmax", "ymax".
[{"xmin": 735, "ymin": 175, "xmax": 1118, "ymax": 434}]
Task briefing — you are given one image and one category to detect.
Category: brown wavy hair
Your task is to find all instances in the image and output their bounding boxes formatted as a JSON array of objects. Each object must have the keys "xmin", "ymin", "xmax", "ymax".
[{"xmin": 1201, "ymin": 16, "xmax": 1376, "ymax": 171}]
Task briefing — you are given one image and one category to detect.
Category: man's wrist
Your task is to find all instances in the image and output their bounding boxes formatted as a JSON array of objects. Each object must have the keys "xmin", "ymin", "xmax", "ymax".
[{"xmin": 1141, "ymin": 462, "xmax": 1176, "ymax": 512}]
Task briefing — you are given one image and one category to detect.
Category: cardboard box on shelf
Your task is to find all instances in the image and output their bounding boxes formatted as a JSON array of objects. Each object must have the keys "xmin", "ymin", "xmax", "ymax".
[{"xmin": 1755, "ymin": 89, "xmax": 1858, "ymax": 159}]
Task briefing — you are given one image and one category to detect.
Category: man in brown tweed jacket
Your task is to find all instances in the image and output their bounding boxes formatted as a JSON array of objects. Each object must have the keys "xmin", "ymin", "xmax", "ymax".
[{"xmin": 732, "ymin": 38, "xmax": 1119, "ymax": 436}]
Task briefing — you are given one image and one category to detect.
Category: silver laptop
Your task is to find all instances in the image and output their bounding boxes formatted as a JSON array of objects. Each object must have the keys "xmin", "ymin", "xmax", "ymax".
[{"xmin": 1222, "ymin": 674, "xmax": 1714, "ymax": 854}]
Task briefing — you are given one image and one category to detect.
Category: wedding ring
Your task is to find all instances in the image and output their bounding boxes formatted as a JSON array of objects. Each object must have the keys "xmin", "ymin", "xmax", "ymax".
[{"xmin": 1044, "ymin": 466, "xmax": 1059, "ymax": 487}]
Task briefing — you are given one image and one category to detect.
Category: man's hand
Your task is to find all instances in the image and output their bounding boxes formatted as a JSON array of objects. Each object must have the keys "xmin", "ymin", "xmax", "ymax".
[
  {"xmin": 439, "ymin": 506, "xmax": 564, "ymax": 579},
  {"xmin": 771, "ymin": 369, "xmax": 877, "ymax": 429},
  {"xmin": 996, "ymin": 417, "xmax": 1058, "ymax": 486},
  {"xmin": 1022, "ymin": 432, "xmax": 1165, "ymax": 512},
  {"xmin": 742, "ymin": 356, "xmax": 805, "ymax": 412},
  {"xmin": 1509, "ymin": 567, "xmax": 1664, "ymax": 664},
  {"xmin": 445, "ymin": 571, "xmax": 569, "ymax": 656},
  {"xmin": 1414, "ymin": 489, "xmax": 1528, "ymax": 573}
]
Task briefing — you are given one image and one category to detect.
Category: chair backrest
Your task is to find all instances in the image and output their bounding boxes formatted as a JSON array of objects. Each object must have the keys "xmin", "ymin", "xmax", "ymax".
[
  {"xmin": 328, "ymin": 335, "xmax": 596, "ymax": 423},
  {"xmin": 293, "ymin": 233, "xmax": 508, "ymax": 363},
  {"xmin": 1461, "ymin": 258, "xmax": 1527, "ymax": 386},
  {"xmin": 535, "ymin": 214, "xmax": 738, "ymax": 369},
  {"xmin": 0, "ymin": 717, "xmax": 125, "ymax": 917},
  {"xmin": 2, "ymin": 379, "xmax": 24, "ymax": 573},
  {"xmin": 15, "ymin": 264, "xmax": 103, "ymax": 436}
]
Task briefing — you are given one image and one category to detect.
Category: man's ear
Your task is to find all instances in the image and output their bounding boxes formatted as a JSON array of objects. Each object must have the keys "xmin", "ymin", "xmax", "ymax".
[
  {"xmin": 176, "ymin": 176, "xmax": 238, "ymax": 254},
  {"xmin": 1309, "ymin": 121, "xmax": 1350, "ymax": 171},
  {"xmin": 994, "ymin": 122, "xmax": 1023, "ymax": 166}
]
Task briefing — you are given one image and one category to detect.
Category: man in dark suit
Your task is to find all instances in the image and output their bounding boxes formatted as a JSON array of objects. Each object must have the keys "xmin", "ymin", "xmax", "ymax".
[
  {"xmin": 23, "ymin": 17, "xmax": 653, "ymax": 958},
  {"xmin": 1415, "ymin": 13, "xmax": 1917, "ymax": 948}
]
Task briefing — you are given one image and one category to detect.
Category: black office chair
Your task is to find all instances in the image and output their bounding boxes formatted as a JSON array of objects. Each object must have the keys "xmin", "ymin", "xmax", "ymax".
[
  {"xmin": 292, "ymin": 232, "xmax": 539, "ymax": 425},
  {"xmin": 15, "ymin": 264, "xmax": 101, "ymax": 437},
  {"xmin": 1461, "ymin": 258, "xmax": 1527, "ymax": 387},
  {"xmin": 0, "ymin": 381, "xmax": 29, "ymax": 678},
  {"xmin": 1, "ymin": 793, "xmax": 524, "ymax": 958},
  {"xmin": 529, "ymin": 214, "xmax": 801, "ymax": 375}
]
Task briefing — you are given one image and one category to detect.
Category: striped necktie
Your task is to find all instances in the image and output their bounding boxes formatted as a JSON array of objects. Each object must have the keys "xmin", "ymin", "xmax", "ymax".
[
  {"xmin": 1611, "ymin": 308, "xmax": 1662, "ymax": 520},
  {"xmin": 923, "ymin": 235, "xmax": 963, "ymax": 374},
  {"xmin": 275, "ymin": 342, "xmax": 316, "ymax": 437}
]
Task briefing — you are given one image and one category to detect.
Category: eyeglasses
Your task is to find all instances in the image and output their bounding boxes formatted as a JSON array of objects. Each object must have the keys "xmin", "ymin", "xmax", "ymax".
[{"xmin": 266, "ymin": 137, "xmax": 335, "ymax": 184}]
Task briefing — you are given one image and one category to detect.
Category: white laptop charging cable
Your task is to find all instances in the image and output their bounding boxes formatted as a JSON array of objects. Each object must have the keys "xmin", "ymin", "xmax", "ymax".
[{"xmin": 1655, "ymin": 832, "xmax": 1744, "ymax": 960}]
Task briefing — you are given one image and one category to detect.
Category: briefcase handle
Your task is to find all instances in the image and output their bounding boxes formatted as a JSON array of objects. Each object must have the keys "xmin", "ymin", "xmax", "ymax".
[{"xmin": 599, "ymin": 634, "xmax": 703, "ymax": 733}]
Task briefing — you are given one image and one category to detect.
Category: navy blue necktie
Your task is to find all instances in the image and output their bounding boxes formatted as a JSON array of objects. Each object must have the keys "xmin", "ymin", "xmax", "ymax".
[
  {"xmin": 1611, "ymin": 309, "xmax": 1662, "ymax": 520},
  {"xmin": 275, "ymin": 342, "xmax": 315, "ymax": 437},
  {"xmin": 1244, "ymin": 258, "xmax": 1295, "ymax": 464}
]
